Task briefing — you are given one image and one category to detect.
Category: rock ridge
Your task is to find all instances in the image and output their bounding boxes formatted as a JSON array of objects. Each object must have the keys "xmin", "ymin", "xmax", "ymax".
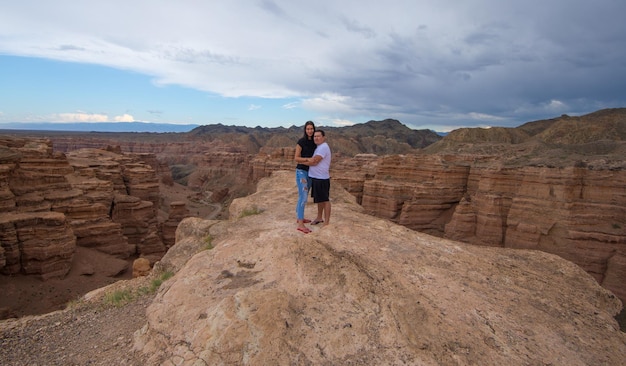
[{"xmin": 134, "ymin": 170, "xmax": 626, "ymax": 365}]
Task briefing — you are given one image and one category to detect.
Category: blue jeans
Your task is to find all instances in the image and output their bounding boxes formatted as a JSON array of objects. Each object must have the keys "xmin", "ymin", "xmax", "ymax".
[{"xmin": 296, "ymin": 169, "xmax": 311, "ymax": 220}]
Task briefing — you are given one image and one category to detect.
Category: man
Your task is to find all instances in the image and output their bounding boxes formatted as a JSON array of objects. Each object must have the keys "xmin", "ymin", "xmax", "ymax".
[{"xmin": 305, "ymin": 129, "xmax": 331, "ymax": 226}]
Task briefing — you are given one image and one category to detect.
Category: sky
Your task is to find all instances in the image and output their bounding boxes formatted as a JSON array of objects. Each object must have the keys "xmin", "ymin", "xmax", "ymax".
[{"xmin": 1, "ymin": 1, "xmax": 625, "ymax": 133}]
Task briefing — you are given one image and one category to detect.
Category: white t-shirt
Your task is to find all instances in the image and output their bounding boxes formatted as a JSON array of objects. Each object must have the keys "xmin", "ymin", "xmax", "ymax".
[{"xmin": 308, "ymin": 142, "xmax": 331, "ymax": 179}]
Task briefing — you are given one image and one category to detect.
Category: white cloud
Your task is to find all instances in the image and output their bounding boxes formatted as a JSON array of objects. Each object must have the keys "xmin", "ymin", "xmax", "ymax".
[
  {"xmin": 114, "ymin": 114, "xmax": 135, "ymax": 122},
  {"xmin": 331, "ymin": 119, "xmax": 356, "ymax": 127},
  {"xmin": 282, "ymin": 102, "xmax": 299, "ymax": 110},
  {"xmin": 301, "ymin": 93, "xmax": 356, "ymax": 115},
  {"xmin": 54, "ymin": 112, "xmax": 135, "ymax": 122},
  {"xmin": 56, "ymin": 113, "xmax": 109, "ymax": 123},
  {"xmin": 467, "ymin": 112, "xmax": 507, "ymax": 122},
  {"xmin": 544, "ymin": 100, "xmax": 568, "ymax": 112}
]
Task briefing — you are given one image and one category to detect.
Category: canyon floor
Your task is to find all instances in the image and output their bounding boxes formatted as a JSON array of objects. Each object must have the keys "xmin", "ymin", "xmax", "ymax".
[
  {"xmin": 0, "ymin": 181, "xmax": 220, "ymax": 319},
  {"xmin": 0, "ymin": 182, "xmax": 220, "ymax": 365}
]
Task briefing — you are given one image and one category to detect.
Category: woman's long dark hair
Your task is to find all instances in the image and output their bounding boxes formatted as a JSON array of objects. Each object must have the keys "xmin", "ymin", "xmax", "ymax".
[{"xmin": 303, "ymin": 121, "xmax": 316, "ymax": 140}]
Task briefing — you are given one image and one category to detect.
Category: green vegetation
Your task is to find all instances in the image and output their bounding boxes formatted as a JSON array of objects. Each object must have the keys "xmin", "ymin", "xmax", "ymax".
[
  {"xmin": 104, "ymin": 289, "xmax": 134, "ymax": 306},
  {"xmin": 239, "ymin": 205, "xmax": 264, "ymax": 218},
  {"xmin": 104, "ymin": 271, "xmax": 174, "ymax": 307},
  {"xmin": 203, "ymin": 234, "xmax": 214, "ymax": 250},
  {"xmin": 612, "ymin": 223, "xmax": 622, "ymax": 229},
  {"xmin": 65, "ymin": 296, "xmax": 85, "ymax": 310}
]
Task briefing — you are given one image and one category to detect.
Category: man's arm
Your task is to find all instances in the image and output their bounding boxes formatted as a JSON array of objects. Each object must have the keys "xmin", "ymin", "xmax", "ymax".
[{"xmin": 304, "ymin": 155, "xmax": 322, "ymax": 166}]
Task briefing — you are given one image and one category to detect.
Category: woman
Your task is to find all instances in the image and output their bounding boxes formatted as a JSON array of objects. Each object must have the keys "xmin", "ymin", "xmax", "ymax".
[{"xmin": 294, "ymin": 121, "xmax": 316, "ymax": 233}]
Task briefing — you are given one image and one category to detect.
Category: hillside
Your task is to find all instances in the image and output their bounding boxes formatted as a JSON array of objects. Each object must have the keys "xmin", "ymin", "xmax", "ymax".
[
  {"xmin": 187, "ymin": 118, "xmax": 442, "ymax": 156},
  {"xmin": 423, "ymin": 108, "xmax": 626, "ymax": 168}
]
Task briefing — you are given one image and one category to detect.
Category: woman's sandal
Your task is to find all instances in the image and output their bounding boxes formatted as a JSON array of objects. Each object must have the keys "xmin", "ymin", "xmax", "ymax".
[
  {"xmin": 310, "ymin": 219, "xmax": 324, "ymax": 225},
  {"xmin": 297, "ymin": 227, "xmax": 312, "ymax": 234}
]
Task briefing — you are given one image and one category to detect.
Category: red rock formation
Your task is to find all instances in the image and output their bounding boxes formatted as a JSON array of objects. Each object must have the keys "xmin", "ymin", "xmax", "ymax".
[
  {"xmin": 135, "ymin": 171, "xmax": 626, "ymax": 365},
  {"xmin": 122, "ymin": 163, "xmax": 160, "ymax": 212},
  {"xmin": 0, "ymin": 137, "xmax": 79, "ymax": 278},
  {"xmin": 158, "ymin": 136, "xmax": 626, "ymax": 308},
  {"xmin": 112, "ymin": 194, "xmax": 165, "ymax": 262},
  {"xmin": 160, "ymin": 201, "xmax": 191, "ymax": 249},
  {"xmin": 0, "ymin": 212, "xmax": 76, "ymax": 279},
  {"xmin": 360, "ymin": 154, "xmax": 470, "ymax": 235},
  {"xmin": 356, "ymin": 154, "xmax": 626, "ymax": 308},
  {"xmin": 251, "ymin": 147, "xmax": 295, "ymax": 182},
  {"xmin": 187, "ymin": 150, "xmax": 258, "ymax": 201},
  {"xmin": 333, "ymin": 154, "xmax": 378, "ymax": 204},
  {"xmin": 65, "ymin": 148, "xmax": 168, "ymax": 261},
  {"xmin": 0, "ymin": 136, "xmax": 174, "ymax": 279},
  {"xmin": 132, "ymin": 257, "xmax": 151, "ymax": 277}
]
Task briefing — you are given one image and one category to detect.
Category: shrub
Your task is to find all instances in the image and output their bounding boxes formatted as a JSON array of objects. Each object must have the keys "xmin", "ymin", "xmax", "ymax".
[
  {"xmin": 239, "ymin": 205, "xmax": 264, "ymax": 218},
  {"xmin": 203, "ymin": 234, "xmax": 214, "ymax": 250},
  {"xmin": 104, "ymin": 289, "xmax": 134, "ymax": 307},
  {"xmin": 104, "ymin": 271, "xmax": 175, "ymax": 306}
]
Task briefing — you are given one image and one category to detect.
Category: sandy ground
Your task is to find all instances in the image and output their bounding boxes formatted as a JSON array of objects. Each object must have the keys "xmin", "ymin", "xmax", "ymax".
[{"xmin": 0, "ymin": 182, "xmax": 221, "ymax": 319}]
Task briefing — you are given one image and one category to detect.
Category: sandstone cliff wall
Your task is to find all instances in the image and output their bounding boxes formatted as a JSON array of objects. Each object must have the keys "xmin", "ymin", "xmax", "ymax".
[
  {"xmin": 133, "ymin": 171, "xmax": 626, "ymax": 365},
  {"xmin": 237, "ymin": 148, "xmax": 626, "ymax": 307},
  {"xmin": 356, "ymin": 154, "xmax": 626, "ymax": 305},
  {"xmin": 0, "ymin": 136, "xmax": 181, "ymax": 279}
]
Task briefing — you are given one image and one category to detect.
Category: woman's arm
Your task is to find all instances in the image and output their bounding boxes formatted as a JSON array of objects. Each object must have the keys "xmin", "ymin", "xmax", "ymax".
[{"xmin": 294, "ymin": 144, "xmax": 306, "ymax": 163}]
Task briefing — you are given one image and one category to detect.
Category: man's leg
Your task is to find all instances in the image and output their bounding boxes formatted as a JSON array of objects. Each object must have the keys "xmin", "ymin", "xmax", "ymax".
[
  {"xmin": 315, "ymin": 202, "xmax": 324, "ymax": 222},
  {"xmin": 322, "ymin": 201, "xmax": 331, "ymax": 226}
]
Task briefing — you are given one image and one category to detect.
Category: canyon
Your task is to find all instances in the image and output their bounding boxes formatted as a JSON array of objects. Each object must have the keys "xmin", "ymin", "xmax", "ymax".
[
  {"xmin": 0, "ymin": 108, "xmax": 625, "ymax": 321},
  {"xmin": 2, "ymin": 170, "xmax": 624, "ymax": 365},
  {"xmin": 131, "ymin": 170, "xmax": 625, "ymax": 365}
]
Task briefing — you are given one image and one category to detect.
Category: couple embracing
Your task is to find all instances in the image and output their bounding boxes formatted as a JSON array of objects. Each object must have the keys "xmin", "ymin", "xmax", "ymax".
[{"xmin": 294, "ymin": 121, "xmax": 331, "ymax": 234}]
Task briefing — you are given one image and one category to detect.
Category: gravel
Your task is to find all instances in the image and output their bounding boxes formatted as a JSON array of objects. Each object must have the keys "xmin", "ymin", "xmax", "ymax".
[{"xmin": 0, "ymin": 293, "xmax": 155, "ymax": 366}]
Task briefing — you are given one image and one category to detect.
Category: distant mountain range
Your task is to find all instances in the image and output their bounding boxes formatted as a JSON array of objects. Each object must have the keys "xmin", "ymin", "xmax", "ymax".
[
  {"xmin": 0, "ymin": 121, "xmax": 449, "ymax": 136},
  {"xmin": 0, "ymin": 122, "xmax": 201, "ymax": 133}
]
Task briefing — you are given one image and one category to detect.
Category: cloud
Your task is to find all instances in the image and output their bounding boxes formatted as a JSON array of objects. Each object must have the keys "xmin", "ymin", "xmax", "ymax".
[
  {"xmin": 301, "ymin": 93, "xmax": 357, "ymax": 115},
  {"xmin": 0, "ymin": 1, "xmax": 625, "ymax": 129},
  {"xmin": 331, "ymin": 119, "xmax": 356, "ymax": 127},
  {"xmin": 56, "ymin": 113, "xmax": 109, "ymax": 123},
  {"xmin": 282, "ymin": 102, "xmax": 299, "ymax": 110},
  {"xmin": 55, "ymin": 112, "xmax": 135, "ymax": 123},
  {"xmin": 114, "ymin": 114, "xmax": 135, "ymax": 122},
  {"xmin": 467, "ymin": 112, "xmax": 507, "ymax": 123},
  {"xmin": 248, "ymin": 104, "xmax": 261, "ymax": 111}
]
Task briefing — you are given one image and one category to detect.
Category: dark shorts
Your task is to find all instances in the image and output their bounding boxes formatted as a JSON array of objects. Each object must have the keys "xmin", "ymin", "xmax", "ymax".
[{"xmin": 310, "ymin": 178, "xmax": 330, "ymax": 203}]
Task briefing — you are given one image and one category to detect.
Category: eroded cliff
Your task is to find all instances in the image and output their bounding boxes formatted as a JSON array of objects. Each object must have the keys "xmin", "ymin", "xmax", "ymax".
[
  {"xmin": 357, "ymin": 155, "xmax": 626, "ymax": 304},
  {"xmin": 0, "ymin": 136, "xmax": 185, "ymax": 281},
  {"xmin": 134, "ymin": 171, "xmax": 626, "ymax": 365}
]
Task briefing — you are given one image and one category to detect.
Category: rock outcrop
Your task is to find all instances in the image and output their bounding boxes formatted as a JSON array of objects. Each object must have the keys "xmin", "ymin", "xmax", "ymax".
[
  {"xmin": 0, "ymin": 137, "xmax": 79, "ymax": 278},
  {"xmin": 134, "ymin": 171, "xmax": 626, "ymax": 365},
  {"xmin": 65, "ymin": 149, "xmax": 167, "ymax": 261},
  {"xmin": 0, "ymin": 136, "xmax": 184, "ymax": 279},
  {"xmin": 0, "ymin": 212, "xmax": 75, "ymax": 279},
  {"xmin": 159, "ymin": 201, "xmax": 191, "ymax": 249},
  {"xmin": 357, "ymin": 153, "xmax": 626, "ymax": 308}
]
